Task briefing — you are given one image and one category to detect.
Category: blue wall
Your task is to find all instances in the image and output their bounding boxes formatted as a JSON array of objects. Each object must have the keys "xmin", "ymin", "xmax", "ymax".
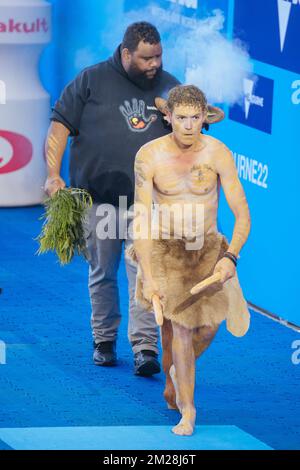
[
  {"xmin": 39, "ymin": 0, "xmax": 299, "ymax": 325},
  {"xmin": 211, "ymin": 0, "xmax": 299, "ymax": 325}
]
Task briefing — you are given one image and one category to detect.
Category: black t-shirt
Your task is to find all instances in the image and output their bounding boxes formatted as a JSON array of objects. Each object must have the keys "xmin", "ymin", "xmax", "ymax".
[{"xmin": 51, "ymin": 45, "xmax": 180, "ymax": 207}]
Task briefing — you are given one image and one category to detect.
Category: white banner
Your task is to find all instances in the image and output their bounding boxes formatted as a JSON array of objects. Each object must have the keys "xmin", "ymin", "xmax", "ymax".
[{"xmin": 0, "ymin": 0, "xmax": 51, "ymax": 206}]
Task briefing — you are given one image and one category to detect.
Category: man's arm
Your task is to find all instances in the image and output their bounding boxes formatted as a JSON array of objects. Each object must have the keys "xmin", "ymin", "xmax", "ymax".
[
  {"xmin": 45, "ymin": 68, "xmax": 88, "ymax": 196},
  {"xmin": 44, "ymin": 121, "xmax": 70, "ymax": 196},
  {"xmin": 133, "ymin": 147, "xmax": 160, "ymax": 301},
  {"xmin": 216, "ymin": 144, "xmax": 251, "ymax": 258},
  {"xmin": 212, "ymin": 143, "xmax": 251, "ymax": 283}
]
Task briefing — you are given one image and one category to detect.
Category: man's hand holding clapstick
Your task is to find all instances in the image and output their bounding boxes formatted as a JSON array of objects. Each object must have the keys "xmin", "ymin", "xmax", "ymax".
[
  {"xmin": 191, "ymin": 252, "xmax": 238, "ymax": 295},
  {"xmin": 142, "ymin": 277, "xmax": 164, "ymax": 326}
]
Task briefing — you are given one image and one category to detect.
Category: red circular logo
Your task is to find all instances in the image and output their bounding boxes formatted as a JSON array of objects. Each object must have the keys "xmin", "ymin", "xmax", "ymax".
[{"xmin": 0, "ymin": 130, "xmax": 33, "ymax": 174}]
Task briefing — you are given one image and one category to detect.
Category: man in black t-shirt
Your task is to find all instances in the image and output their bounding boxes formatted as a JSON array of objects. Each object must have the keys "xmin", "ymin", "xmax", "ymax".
[{"xmin": 44, "ymin": 22, "xmax": 180, "ymax": 376}]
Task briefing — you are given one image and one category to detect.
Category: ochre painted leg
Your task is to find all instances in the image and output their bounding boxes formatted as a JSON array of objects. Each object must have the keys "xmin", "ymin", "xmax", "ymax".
[
  {"xmin": 161, "ymin": 319, "xmax": 178, "ymax": 410},
  {"xmin": 193, "ymin": 325, "xmax": 219, "ymax": 359},
  {"xmin": 171, "ymin": 322, "xmax": 196, "ymax": 436},
  {"xmin": 163, "ymin": 322, "xmax": 219, "ymax": 415}
]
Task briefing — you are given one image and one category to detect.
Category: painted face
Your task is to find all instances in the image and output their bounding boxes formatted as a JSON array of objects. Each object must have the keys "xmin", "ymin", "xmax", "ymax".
[
  {"xmin": 170, "ymin": 105, "xmax": 205, "ymax": 148},
  {"xmin": 127, "ymin": 41, "xmax": 163, "ymax": 81}
]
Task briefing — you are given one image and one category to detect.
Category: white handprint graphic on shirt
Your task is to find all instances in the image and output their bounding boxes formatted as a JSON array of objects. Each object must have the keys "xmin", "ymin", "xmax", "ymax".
[{"xmin": 119, "ymin": 98, "xmax": 157, "ymax": 132}]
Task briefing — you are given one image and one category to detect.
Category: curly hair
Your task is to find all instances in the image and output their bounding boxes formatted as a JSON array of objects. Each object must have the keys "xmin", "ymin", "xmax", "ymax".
[
  {"xmin": 121, "ymin": 22, "xmax": 161, "ymax": 53},
  {"xmin": 167, "ymin": 85, "xmax": 208, "ymax": 113}
]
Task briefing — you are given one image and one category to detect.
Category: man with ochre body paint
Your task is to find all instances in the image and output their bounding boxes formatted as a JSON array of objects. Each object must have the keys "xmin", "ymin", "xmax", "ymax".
[{"xmin": 131, "ymin": 85, "xmax": 250, "ymax": 434}]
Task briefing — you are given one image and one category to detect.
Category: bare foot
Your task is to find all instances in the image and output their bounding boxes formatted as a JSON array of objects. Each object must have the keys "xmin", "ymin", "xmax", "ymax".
[{"xmin": 172, "ymin": 408, "xmax": 196, "ymax": 436}]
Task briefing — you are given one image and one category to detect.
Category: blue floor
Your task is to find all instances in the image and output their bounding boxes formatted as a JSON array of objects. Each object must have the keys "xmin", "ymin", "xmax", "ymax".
[
  {"xmin": 0, "ymin": 206, "xmax": 299, "ymax": 450},
  {"xmin": 0, "ymin": 426, "xmax": 271, "ymax": 450}
]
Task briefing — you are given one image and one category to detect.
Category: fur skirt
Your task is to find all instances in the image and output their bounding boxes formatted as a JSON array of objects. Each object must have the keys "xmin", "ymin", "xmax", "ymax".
[{"xmin": 126, "ymin": 232, "xmax": 250, "ymax": 337}]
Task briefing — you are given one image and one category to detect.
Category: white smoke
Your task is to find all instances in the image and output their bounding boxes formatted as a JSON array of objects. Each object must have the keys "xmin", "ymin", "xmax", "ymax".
[
  {"xmin": 74, "ymin": 4, "xmax": 253, "ymax": 105},
  {"xmin": 125, "ymin": 6, "xmax": 253, "ymax": 105},
  {"xmin": 180, "ymin": 10, "xmax": 253, "ymax": 104}
]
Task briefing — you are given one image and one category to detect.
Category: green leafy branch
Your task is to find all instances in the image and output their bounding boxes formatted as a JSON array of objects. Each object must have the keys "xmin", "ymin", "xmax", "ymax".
[{"xmin": 36, "ymin": 188, "xmax": 93, "ymax": 265}]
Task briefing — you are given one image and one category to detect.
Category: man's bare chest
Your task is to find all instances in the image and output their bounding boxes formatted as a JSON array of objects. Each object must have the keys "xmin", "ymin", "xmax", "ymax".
[{"xmin": 153, "ymin": 153, "xmax": 218, "ymax": 196}]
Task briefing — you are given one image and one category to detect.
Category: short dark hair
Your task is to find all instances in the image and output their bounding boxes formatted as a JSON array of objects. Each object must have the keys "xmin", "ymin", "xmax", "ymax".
[
  {"xmin": 167, "ymin": 85, "xmax": 208, "ymax": 113},
  {"xmin": 122, "ymin": 22, "xmax": 161, "ymax": 53}
]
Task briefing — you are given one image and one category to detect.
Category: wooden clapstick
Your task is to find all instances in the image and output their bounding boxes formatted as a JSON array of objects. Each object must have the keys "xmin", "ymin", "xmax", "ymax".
[
  {"xmin": 190, "ymin": 272, "xmax": 222, "ymax": 295},
  {"xmin": 152, "ymin": 294, "xmax": 164, "ymax": 326}
]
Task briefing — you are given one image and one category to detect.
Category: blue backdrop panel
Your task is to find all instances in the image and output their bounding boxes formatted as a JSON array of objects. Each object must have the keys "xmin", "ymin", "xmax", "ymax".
[
  {"xmin": 229, "ymin": 74, "xmax": 274, "ymax": 134},
  {"xmin": 214, "ymin": 0, "xmax": 299, "ymax": 325},
  {"xmin": 233, "ymin": 0, "xmax": 300, "ymax": 75}
]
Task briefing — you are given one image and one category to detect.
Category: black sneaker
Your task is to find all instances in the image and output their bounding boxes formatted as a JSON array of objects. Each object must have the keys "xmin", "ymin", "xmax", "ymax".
[
  {"xmin": 134, "ymin": 350, "xmax": 161, "ymax": 377},
  {"xmin": 93, "ymin": 341, "xmax": 117, "ymax": 366}
]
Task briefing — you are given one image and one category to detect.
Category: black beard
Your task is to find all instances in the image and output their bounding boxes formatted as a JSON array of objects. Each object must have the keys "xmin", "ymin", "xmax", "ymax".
[{"xmin": 126, "ymin": 63, "xmax": 163, "ymax": 90}]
